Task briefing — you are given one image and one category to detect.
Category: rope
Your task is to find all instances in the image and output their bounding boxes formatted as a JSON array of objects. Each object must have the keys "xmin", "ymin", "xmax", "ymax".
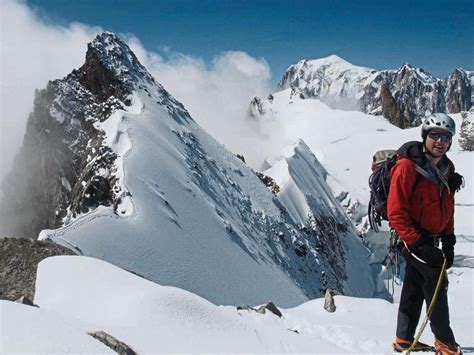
[{"xmin": 406, "ymin": 257, "xmax": 447, "ymax": 355}]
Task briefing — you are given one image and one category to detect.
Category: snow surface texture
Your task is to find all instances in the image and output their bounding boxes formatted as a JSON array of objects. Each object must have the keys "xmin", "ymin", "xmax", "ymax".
[
  {"xmin": 40, "ymin": 34, "xmax": 373, "ymax": 307},
  {"xmin": 1, "ymin": 256, "xmax": 472, "ymax": 353}
]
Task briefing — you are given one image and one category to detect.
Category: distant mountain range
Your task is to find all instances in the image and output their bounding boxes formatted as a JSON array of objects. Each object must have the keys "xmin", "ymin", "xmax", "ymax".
[{"xmin": 250, "ymin": 55, "xmax": 472, "ymax": 128}]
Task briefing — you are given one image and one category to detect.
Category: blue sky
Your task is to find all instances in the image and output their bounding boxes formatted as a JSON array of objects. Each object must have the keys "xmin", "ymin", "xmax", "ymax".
[{"xmin": 26, "ymin": 0, "xmax": 473, "ymax": 81}]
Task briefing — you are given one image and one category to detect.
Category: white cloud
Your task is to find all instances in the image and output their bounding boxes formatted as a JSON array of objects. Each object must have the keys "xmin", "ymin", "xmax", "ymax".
[
  {"xmin": 0, "ymin": 0, "xmax": 101, "ymax": 180},
  {"xmin": 0, "ymin": 0, "xmax": 279, "ymax": 186},
  {"xmin": 127, "ymin": 36, "xmax": 277, "ymax": 168}
]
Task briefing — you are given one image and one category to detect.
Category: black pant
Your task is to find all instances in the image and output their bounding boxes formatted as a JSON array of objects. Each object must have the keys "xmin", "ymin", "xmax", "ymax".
[{"xmin": 396, "ymin": 254, "xmax": 455, "ymax": 344}]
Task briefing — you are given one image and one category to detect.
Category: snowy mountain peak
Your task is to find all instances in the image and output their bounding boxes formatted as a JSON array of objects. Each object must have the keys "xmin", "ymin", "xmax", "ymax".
[
  {"xmin": 278, "ymin": 55, "xmax": 373, "ymax": 93},
  {"xmin": 396, "ymin": 63, "xmax": 437, "ymax": 84},
  {"xmin": 305, "ymin": 54, "xmax": 358, "ymax": 69},
  {"xmin": 323, "ymin": 54, "xmax": 345, "ymax": 62},
  {"xmin": 398, "ymin": 62, "xmax": 414, "ymax": 71},
  {"xmin": 81, "ymin": 32, "xmax": 157, "ymax": 99},
  {"xmin": 275, "ymin": 55, "xmax": 376, "ymax": 112}
]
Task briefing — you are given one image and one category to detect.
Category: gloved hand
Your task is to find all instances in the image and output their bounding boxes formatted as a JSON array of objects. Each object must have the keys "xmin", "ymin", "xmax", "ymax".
[
  {"xmin": 441, "ymin": 234, "xmax": 456, "ymax": 269},
  {"xmin": 448, "ymin": 172, "xmax": 464, "ymax": 192},
  {"xmin": 410, "ymin": 236, "xmax": 444, "ymax": 267}
]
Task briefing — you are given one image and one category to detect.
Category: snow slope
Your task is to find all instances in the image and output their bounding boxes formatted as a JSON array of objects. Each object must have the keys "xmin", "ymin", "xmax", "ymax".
[
  {"xmin": 1, "ymin": 256, "xmax": 472, "ymax": 354},
  {"xmin": 262, "ymin": 140, "xmax": 373, "ymax": 297}
]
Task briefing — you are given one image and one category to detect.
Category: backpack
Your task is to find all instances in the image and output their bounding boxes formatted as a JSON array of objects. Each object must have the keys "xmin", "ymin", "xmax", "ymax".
[{"xmin": 368, "ymin": 149, "xmax": 399, "ymax": 232}]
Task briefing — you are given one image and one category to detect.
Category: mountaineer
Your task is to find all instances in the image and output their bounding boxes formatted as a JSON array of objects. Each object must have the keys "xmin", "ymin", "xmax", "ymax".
[{"xmin": 388, "ymin": 113, "xmax": 464, "ymax": 354}]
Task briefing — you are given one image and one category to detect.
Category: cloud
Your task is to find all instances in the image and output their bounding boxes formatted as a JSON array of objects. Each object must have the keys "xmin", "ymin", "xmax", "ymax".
[
  {"xmin": 0, "ymin": 0, "xmax": 280, "ymax": 187},
  {"xmin": 126, "ymin": 36, "xmax": 278, "ymax": 168},
  {"xmin": 0, "ymin": 0, "xmax": 102, "ymax": 180}
]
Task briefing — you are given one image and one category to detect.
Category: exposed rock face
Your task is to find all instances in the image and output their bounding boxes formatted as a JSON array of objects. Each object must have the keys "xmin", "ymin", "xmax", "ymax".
[
  {"xmin": 445, "ymin": 69, "xmax": 472, "ymax": 113},
  {"xmin": 265, "ymin": 56, "xmax": 472, "ymax": 128},
  {"xmin": 323, "ymin": 288, "xmax": 341, "ymax": 313},
  {"xmin": 248, "ymin": 96, "xmax": 265, "ymax": 117},
  {"xmin": 0, "ymin": 32, "xmax": 144, "ymax": 238},
  {"xmin": 236, "ymin": 301, "xmax": 283, "ymax": 318},
  {"xmin": 380, "ymin": 83, "xmax": 410, "ymax": 128},
  {"xmin": 459, "ymin": 111, "xmax": 474, "ymax": 151},
  {"xmin": 255, "ymin": 172, "xmax": 281, "ymax": 195},
  {"xmin": 386, "ymin": 64, "xmax": 446, "ymax": 125},
  {"xmin": 0, "ymin": 237, "xmax": 75, "ymax": 301},
  {"xmin": 89, "ymin": 331, "xmax": 137, "ymax": 355}
]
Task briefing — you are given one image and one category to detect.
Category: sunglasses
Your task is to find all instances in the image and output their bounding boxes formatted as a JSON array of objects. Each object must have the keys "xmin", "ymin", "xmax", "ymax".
[{"xmin": 428, "ymin": 131, "xmax": 452, "ymax": 143}]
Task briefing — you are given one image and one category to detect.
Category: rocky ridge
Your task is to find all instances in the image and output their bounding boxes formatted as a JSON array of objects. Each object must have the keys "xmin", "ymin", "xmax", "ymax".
[
  {"xmin": 0, "ymin": 237, "xmax": 75, "ymax": 302},
  {"xmin": 459, "ymin": 110, "xmax": 474, "ymax": 151}
]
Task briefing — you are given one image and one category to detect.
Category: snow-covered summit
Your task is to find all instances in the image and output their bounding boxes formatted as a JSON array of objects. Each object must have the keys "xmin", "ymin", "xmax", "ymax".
[
  {"xmin": 395, "ymin": 63, "xmax": 437, "ymax": 84},
  {"xmin": 277, "ymin": 55, "xmax": 376, "ymax": 112},
  {"xmin": 85, "ymin": 32, "xmax": 156, "ymax": 90},
  {"xmin": 281, "ymin": 55, "xmax": 372, "ymax": 74}
]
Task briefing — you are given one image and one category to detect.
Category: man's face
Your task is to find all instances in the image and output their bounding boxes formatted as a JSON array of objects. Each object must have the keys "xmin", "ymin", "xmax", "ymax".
[{"xmin": 425, "ymin": 129, "xmax": 452, "ymax": 157}]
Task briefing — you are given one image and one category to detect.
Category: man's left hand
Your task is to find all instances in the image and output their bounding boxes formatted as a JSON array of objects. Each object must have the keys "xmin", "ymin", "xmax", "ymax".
[{"xmin": 441, "ymin": 234, "xmax": 456, "ymax": 269}]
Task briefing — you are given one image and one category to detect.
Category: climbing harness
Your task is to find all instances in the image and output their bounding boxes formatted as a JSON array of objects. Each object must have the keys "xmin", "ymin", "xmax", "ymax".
[{"xmin": 406, "ymin": 256, "xmax": 448, "ymax": 355}]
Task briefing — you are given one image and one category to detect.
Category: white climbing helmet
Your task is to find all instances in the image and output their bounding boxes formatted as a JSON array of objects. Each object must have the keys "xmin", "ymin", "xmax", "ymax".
[{"xmin": 421, "ymin": 113, "xmax": 456, "ymax": 138}]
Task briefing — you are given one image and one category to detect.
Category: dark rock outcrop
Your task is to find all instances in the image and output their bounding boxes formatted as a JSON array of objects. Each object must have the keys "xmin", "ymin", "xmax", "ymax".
[
  {"xmin": 387, "ymin": 64, "xmax": 446, "ymax": 126},
  {"xmin": 248, "ymin": 96, "xmax": 265, "ymax": 118},
  {"xmin": 255, "ymin": 172, "xmax": 280, "ymax": 195},
  {"xmin": 0, "ymin": 237, "xmax": 75, "ymax": 301},
  {"xmin": 89, "ymin": 331, "xmax": 137, "ymax": 355},
  {"xmin": 445, "ymin": 69, "xmax": 472, "ymax": 113},
  {"xmin": 459, "ymin": 111, "xmax": 474, "ymax": 151},
  {"xmin": 237, "ymin": 301, "xmax": 283, "ymax": 318},
  {"xmin": 323, "ymin": 288, "xmax": 341, "ymax": 313},
  {"xmin": 0, "ymin": 33, "xmax": 141, "ymax": 238},
  {"xmin": 380, "ymin": 83, "xmax": 410, "ymax": 128},
  {"xmin": 15, "ymin": 295, "xmax": 38, "ymax": 307}
]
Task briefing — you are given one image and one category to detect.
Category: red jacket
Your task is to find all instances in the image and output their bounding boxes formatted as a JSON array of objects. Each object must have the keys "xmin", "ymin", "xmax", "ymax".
[{"xmin": 387, "ymin": 142, "xmax": 455, "ymax": 246}]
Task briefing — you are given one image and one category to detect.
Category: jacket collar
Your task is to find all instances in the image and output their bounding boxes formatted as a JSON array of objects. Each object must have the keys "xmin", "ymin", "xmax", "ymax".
[
  {"xmin": 397, "ymin": 141, "xmax": 450, "ymax": 172},
  {"xmin": 397, "ymin": 141, "xmax": 452, "ymax": 192}
]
